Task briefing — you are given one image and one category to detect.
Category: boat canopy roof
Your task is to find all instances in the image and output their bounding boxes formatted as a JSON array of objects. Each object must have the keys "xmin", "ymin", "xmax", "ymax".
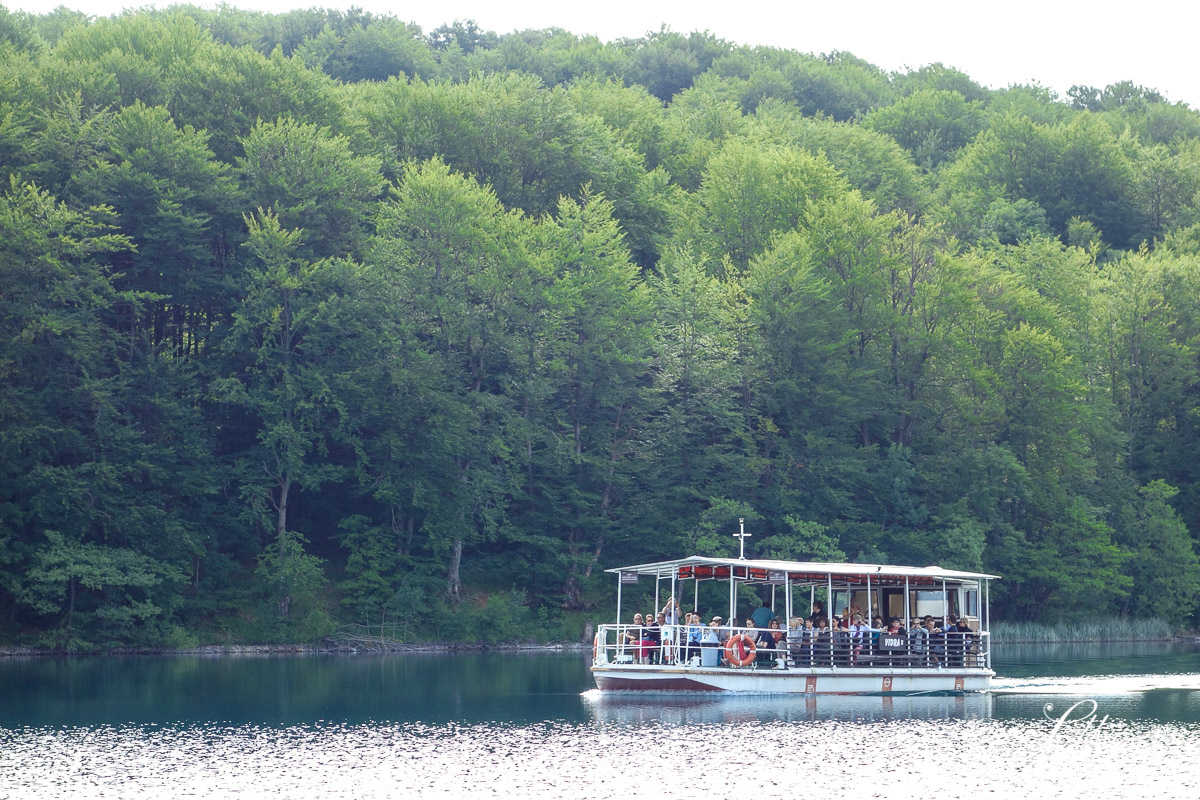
[{"xmin": 606, "ymin": 555, "xmax": 998, "ymax": 585}]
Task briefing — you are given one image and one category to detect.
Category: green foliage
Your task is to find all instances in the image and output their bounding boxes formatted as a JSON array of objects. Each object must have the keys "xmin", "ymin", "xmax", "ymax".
[
  {"xmin": 862, "ymin": 88, "xmax": 985, "ymax": 170},
  {"xmin": 237, "ymin": 117, "xmax": 383, "ymax": 259},
  {"xmin": 3, "ymin": 7, "xmax": 1200, "ymax": 648},
  {"xmin": 991, "ymin": 617, "xmax": 1174, "ymax": 643}
]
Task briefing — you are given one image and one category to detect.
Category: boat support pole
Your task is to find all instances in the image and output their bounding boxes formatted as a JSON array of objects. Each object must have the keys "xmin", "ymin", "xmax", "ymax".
[
  {"xmin": 670, "ymin": 568, "xmax": 677, "ymax": 662},
  {"xmin": 728, "ymin": 568, "xmax": 735, "ymax": 626},
  {"xmin": 942, "ymin": 578, "xmax": 948, "ymax": 625},
  {"xmin": 904, "ymin": 577, "xmax": 910, "ymax": 626},
  {"xmin": 616, "ymin": 573, "xmax": 623, "ymax": 657},
  {"xmin": 985, "ymin": 578, "xmax": 991, "ymax": 669},
  {"xmin": 654, "ymin": 569, "xmax": 661, "ymax": 617},
  {"xmin": 827, "ymin": 574, "xmax": 833, "ymax": 629},
  {"xmin": 784, "ymin": 576, "xmax": 791, "ymax": 625}
]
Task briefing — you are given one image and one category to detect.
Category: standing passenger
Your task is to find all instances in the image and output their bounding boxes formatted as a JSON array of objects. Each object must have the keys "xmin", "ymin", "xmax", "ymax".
[
  {"xmin": 751, "ymin": 601, "xmax": 775, "ymax": 630},
  {"xmin": 685, "ymin": 613, "xmax": 703, "ymax": 664},
  {"xmin": 848, "ymin": 614, "xmax": 870, "ymax": 665}
]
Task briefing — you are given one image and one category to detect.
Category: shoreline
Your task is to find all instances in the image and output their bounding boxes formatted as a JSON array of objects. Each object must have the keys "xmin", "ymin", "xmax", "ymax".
[
  {"xmin": 0, "ymin": 641, "xmax": 593, "ymax": 658},
  {"xmin": 2, "ymin": 637, "xmax": 1196, "ymax": 658}
]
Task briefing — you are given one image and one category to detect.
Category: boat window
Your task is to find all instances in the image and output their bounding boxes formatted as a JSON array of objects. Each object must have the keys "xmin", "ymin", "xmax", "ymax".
[
  {"xmin": 965, "ymin": 588, "xmax": 979, "ymax": 617},
  {"xmin": 914, "ymin": 590, "xmax": 959, "ymax": 617},
  {"xmin": 831, "ymin": 589, "xmax": 849, "ymax": 617}
]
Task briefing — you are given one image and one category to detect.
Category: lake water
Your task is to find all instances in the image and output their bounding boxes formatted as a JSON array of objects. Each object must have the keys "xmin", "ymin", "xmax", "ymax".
[{"xmin": 2, "ymin": 641, "xmax": 1199, "ymax": 798}]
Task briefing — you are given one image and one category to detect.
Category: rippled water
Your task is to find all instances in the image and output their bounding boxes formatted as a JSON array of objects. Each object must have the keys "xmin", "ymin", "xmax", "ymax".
[{"xmin": 3, "ymin": 642, "xmax": 1199, "ymax": 799}]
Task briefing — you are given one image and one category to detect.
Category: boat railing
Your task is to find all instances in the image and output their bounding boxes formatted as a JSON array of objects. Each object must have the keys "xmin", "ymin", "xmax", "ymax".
[{"xmin": 593, "ymin": 624, "xmax": 990, "ymax": 670}]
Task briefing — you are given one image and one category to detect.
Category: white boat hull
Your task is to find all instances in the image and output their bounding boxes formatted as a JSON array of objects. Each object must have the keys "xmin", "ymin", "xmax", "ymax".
[{"xmin": 591, "ymin": 663, "xmax": 993, "ymax": 694}]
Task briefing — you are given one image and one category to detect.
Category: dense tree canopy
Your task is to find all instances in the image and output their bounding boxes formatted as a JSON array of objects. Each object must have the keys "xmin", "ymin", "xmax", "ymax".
[{"xmin": 2, "ymin": 5, "xmax": 1200, "ymax": 648}]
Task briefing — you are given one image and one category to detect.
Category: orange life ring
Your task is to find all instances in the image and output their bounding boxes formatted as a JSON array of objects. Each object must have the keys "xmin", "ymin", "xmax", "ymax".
[
  {"xmin": 593, "ymin": 632, "xmax": 600, "ymax": 661},
  {"xmin": 723, "ymin": 633, "xmax": 757, "ymax": 667}
]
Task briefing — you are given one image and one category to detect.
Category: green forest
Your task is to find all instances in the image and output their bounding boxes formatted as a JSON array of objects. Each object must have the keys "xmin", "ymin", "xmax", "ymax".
[{"xmin": 3, "ymin": 5, "xmax": 1200, "ymax": 650}]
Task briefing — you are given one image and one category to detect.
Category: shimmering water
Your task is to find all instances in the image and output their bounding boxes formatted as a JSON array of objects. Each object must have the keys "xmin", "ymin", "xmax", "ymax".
[{"xmin": 2, "ymin": 641, "xmax": 1199, "ymax": 798}]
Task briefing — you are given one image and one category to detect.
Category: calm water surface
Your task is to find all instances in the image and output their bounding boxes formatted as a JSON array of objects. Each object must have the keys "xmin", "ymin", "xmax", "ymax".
[{"xmin": 2, "ymin": 641, "xmax": 1199, "ymax": 798}]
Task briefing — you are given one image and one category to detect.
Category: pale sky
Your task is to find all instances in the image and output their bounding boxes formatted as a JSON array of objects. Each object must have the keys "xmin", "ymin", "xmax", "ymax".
[{"xmin": 8, "ymin": 1, "xmax": 1199, "ymax": 110}]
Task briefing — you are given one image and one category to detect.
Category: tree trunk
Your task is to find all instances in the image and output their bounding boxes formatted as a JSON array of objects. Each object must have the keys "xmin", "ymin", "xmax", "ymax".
[
  {"xmin": 65, "ymin": 575, "xmax": 76, "ymax": 630},
  {"xmin": 446, "ymin": 538, "xmax": 463, "ymax": 601},
  {"xmin": 276, "ymin": 474, "xmax": 292, "ymax": 619}
]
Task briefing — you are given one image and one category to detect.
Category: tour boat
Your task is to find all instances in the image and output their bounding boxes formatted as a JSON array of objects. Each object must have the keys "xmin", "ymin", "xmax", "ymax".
[{"xmin": 591, "ymin": 547, "xmax": 998, "ymax": 695}]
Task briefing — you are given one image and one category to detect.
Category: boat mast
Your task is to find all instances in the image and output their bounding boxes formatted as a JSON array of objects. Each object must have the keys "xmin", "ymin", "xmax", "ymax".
[
  {"xmin": 730, "ymin": 519, "xmax": 751, "ymax": 624},
  {"xmin": 734, "ymin": 518, "xmax": 750, "ymax": 560}
]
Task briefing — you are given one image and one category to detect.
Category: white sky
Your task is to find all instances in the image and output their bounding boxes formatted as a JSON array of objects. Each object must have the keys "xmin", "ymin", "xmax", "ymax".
[{"xmin": 8, "ymin": 1, "xmax": 1199, "ymax": 110}]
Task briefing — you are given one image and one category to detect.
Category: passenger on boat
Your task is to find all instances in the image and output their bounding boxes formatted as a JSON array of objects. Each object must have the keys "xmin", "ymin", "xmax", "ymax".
[
  {"xmin": 661, "ymin": 597, "xmax": 681, "ymax": 627},
  {"xmin": 871, "ymin": 616, "xmax": 884, "ymax": 656},
  {"xmin": 624, "ymin": 613, "xmax": 644, "ymax": 645},
  {"xmin": 814, "ymin": 619, "xmax": 832, "ymax": 666},
  {"xmin": 848, "ymin": 614, "xmax": 871, "ymax": 665},
  {"xmin": 786, "ymin": 617, "xmax": 804, "ymax": 665},
  {"xmin": 657, "ymin": 612, "xmax": 674, "ymax": 663},
  {"xmin": 808, "ymin": 601, "xmax": 825, "ymax": 623},
  {"xmin": 908, "ymin": 617, "xmax": 930, "ymax": 664},
  {"xmin": 754, "ymin": 618, "xmax": 778, "ymax": 664},
  {"xmin": 948, "ymin": 617, "xmax": 972, "ymax": 666},
  {"xmin": 685, "ymin": 613, "xmax": 703, "ymax": 663},
  {"xmin": 702, "ymin": 616, "xmax": 723, "ymax": 665},
  {"xmin": 751, "ymin": 601, "xmax": 775, "ymax": 630},
  {"xmin": 925, "ymin": 618, "xmax": 944, "ymax": 665},
  {"xmin": 769, "ymin": 617, "xmax": 784, "ymax": 650},
  {"xmin": 624, "ymin": 614, "xmax": 645, "ymax": 662},
  {"xmin": 839, "ymin": 603, "xmax": 860, "ymax": 629},
  {"xmin": 644, "ymin": 613, "xmax": 662, "ymax": 663},
  {"xmin": 831, "ymin": 618, "xmax": 851, "ymax": 666}
]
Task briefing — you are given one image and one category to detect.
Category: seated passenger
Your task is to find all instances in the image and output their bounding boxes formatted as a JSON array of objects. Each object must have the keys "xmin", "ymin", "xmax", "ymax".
[
  {"xmin": 949, "ymin": 617, "xmax": 973, "ymax": 666},
  {"xmin": 908, "ymin": 617, "xmax": 930, "ymax": 664},
  {"xmin": 830, "ymin": 619, "xmax": 851, "ymax": 666},
  {"xmin": 925, "ymin": 618, "xmax": 945, "ymax": 665},
  {"xmin": 755, "ymin": 618, "xmax": 781, "ymax": 664},
  {"xmin": 624, "ymin": 613, "xmax": 645, "ymax": 660},
  {"xmin": 769, "ymin": 618, "xmax": 785, "ymax": 653},
  {"xmin": 801, "ymin": 619, "xmax": 816, "ymax": 666},
  {"xmin": 645, "ymin": 612, "xmax": 663, "ymax": 663},
  {"xmin": 702, "ymin": 616, "xmax": 723, "ymax": 665},
  {"xmin": 871, "ymin": 616, "xmax": 884, "ymax": 655},
  {"xmin": 814, "ymin": 619, "xmax": 831, "ymax": 666}
]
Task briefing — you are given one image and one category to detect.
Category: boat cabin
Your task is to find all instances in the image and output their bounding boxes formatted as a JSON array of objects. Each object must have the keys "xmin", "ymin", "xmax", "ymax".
[{"xmin": 591, "ymin": 555, "xmax": 999, "ymax": 694}]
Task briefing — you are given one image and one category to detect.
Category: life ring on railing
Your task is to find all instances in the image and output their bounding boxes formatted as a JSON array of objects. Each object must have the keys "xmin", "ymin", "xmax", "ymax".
[
  {"xmin": 593, "ymin": 632, "xmax": 600, "ymax": 661},
  {"xmin": 723, "ymin": 633, "xmax": 757, "ymax": 667}
]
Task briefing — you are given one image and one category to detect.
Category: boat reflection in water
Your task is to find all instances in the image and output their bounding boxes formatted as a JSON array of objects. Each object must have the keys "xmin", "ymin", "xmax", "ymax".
[{"xmin": 581, "ymin": 688, "xmax": 994, "ymax": 725}]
